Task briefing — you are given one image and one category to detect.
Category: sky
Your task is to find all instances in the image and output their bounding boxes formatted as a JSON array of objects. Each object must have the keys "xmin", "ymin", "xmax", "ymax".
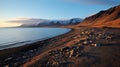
[{"xmin": 0, "ymin": 0, "xmax": 120, "ymax": 27}]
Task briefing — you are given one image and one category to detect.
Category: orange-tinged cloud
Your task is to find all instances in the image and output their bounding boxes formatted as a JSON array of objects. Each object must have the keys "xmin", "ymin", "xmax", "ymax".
[
  {"xmin": 0, "ymin": 18, "xmax": 29, "ymax": 27},
  {"xmin": 0, "ymin": 21, "xmax": 21, "ymax": 27},
  {"xmin": 12, "ymin": 17, "xmax": 32, "ymax": 20},
  {"xmin": 0, "ymin": 17, "xmax": 47, "ymax": 27}
]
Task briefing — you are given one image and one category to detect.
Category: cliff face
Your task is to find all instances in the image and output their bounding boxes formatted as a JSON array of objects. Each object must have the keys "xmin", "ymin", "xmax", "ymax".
[{"xmin": 78, "ymin": 5, "xmax": 120, "ymax": 27}]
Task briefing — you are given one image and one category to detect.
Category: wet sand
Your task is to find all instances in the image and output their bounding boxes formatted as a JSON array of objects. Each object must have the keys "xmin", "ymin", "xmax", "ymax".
[{"xmin": 0, "ymin": 27, "xmax": 120, "ymax": 67}]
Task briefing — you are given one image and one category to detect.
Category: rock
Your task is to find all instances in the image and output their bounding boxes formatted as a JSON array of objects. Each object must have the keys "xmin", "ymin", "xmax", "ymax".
[
  {"xmin": 55, "ymin": 49, "xmax": 60, "ymax": 54},
  {"xmin": 69, "ymin": 50, "xmax": 74, "ymax": 58},
  {"xmin": 15, "ymin": 57, "xmax": 21, "ymax": 61},
  {"xmin": 90, "ymin": 43, "xmax": 97, "ymax": 47},
  {"xmin": 106, "ymin": 36, "xmax": 112, "ymax": 40},
  {"xmin": 52, "ymin": 61, "xmax": 59, "ymax": 66},
  {"xmin": 46, "ymin": 61, "xmax": 50, "ymax": 66},
  {"xmin": 75, "ymin": 53, "xmax": 82, "ymax": 57},
  {"xmin": 73, "ymin": 36, "xmax": 78, "ymax": 39},
  {"xmin": 78, "ymin": 46, "xmax": 84, "ymax": 51},
  {"xmin": 77, "ymin": 35, "xmax": 81, "ymax": 38},
  {"xmin": 29, "ymin": 50, "xmax": 34, "ymax": 53},
  {"xmin": 5, "ymin": 57, "xmax": 13, "ymax": 62},
  {"xmin": 71, "ymin": 45, "xmax": 77, "ymax": 50},
  {"xmin": 79, "ymin": 40, "xmax": 85, "ymax": 43},
  {"xmin": 77, "ymin": 43, "xmax": 82, "ymax": 46},
  {"xmin": 22, "ymin": 56, "xmax": 27, "ymax": 59},
  {"xmin": 5, "ymin": 65, "xmax": 9, "ymax": 67},
  {"xmin": 49, "ymin": 50, "xmax": 56, "ymax": 56},
  {"xmin": 85, "ymin": 31, "xmax": 90, "ymax": 35},
  {"xmin": 90, "ymin": 43, "xmax": 101, "ymax": 47},
  {"xmin": 83, "ymin": 41, "xmax": 88, "ymax": 45},
  {"xmin": 89, "ymin": 40, "xmax": 93, "ymax": 43},
  {"xmin": 62, "ymin": 47, "xmax": 70, "ymax": 52},
  {"xmin": 81, "ymin": 32, "xmax": 85, "ymax": 35}
]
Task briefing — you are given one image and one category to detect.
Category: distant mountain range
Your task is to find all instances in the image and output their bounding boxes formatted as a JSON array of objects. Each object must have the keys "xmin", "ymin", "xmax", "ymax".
[
  {"xmin": 78, "ymin": 5, "xmax": 120, "ymax": 28},
  {"xmin": 20, "ymin": 18, "xmax": 83, "ymax": 27},
  {"xmin": 15, "ymin": 5, "xmax": 120, "ymax": 28}
]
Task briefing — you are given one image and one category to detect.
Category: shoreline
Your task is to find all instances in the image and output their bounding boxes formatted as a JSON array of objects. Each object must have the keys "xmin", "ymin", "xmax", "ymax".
[
  {"xmin": 0, "ymin": 28, "xmax": 73, "ymax": 55},
  {"xmin": 0, "ymin": 27, "xmax": 120, "ymax": 67},
  {"xmin": 0, "ymin": 27, "xmax": 74, "ymax": 66},
  {"xmin": 0, "ymin": 28, "xmax": 71, "ymax": 50}
]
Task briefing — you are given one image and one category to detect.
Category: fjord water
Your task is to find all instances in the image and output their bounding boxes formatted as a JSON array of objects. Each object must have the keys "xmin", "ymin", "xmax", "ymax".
[{"xmin": 0, "ymin": 28, "xmax": 71, "ymax": 50}]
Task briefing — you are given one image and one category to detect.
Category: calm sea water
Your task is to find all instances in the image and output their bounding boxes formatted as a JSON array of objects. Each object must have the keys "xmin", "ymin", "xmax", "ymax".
[{"xmin": 0, "ymin": 28, "xmax": 71, "ymax": 50}]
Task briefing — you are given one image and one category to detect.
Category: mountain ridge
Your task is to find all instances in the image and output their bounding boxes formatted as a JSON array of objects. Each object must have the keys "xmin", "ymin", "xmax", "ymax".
[
  {"xmin": 20, "ymin": 18, "xmax": 83, "ymax": 27},
  {"xmin": 78, "ymin": 5, "xmax": 120, "ymax": 28}
]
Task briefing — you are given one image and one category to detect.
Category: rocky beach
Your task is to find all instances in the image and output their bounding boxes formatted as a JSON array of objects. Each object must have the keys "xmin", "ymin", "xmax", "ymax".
[
  {"xmin": 0, "ymin": 2, "xmax": 120, "ymax": 67},
  {"xmin": 23, "ymin": 26, "xmax": 120, "ymax": 67},
  {"xmin": 0, "ymin": 26, "xmax": 120, "ymax": 67}
]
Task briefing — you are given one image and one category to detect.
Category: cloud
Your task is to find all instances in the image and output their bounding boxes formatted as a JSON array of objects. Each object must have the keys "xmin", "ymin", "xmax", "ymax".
[
  {"xmin": 6, "ymin": 18, "xmax": 49, "ymax": 25},
  {"xmin": 66, "ymin": 0, "xmax": 120, "ymax": 5}
]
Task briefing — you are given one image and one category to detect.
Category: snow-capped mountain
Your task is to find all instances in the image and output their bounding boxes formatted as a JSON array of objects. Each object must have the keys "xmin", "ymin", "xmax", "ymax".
[{"xmin": 19, "ymin": 18, "xmax": 83, "ymax": 27}]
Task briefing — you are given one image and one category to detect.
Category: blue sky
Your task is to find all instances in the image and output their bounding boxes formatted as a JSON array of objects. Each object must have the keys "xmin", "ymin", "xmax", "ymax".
[
  {"xmin": 0, "ymin": 0, "xmax": 120, "ymax": 27},
  {"xmin": 1, "ymin": 0, "xmax": 120, "ymax": 20}
]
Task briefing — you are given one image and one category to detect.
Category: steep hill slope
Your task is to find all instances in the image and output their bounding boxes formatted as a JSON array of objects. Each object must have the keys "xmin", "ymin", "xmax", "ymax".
[{"xmin": 78, "ymin": 5, "xmax": 120, "ymax": 28}]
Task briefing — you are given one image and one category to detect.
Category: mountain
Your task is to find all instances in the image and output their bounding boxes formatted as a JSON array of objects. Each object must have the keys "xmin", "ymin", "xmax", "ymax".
[
  {"xmin": 48, "ymin": 18, "xmax": 82, "ymax": 25},
  {"xmin": 78, "ymin": 5, "xmax": 120, "ymax": 28},
  {"xmin": 20, "ymin": 18, "xmax": 82, "ymax": 27}
]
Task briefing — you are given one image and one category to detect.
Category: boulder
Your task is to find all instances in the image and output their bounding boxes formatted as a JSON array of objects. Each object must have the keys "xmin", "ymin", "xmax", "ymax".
[{"xmin": 90, "ymin": 43, "xmax": 101, "ymax": 47}]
